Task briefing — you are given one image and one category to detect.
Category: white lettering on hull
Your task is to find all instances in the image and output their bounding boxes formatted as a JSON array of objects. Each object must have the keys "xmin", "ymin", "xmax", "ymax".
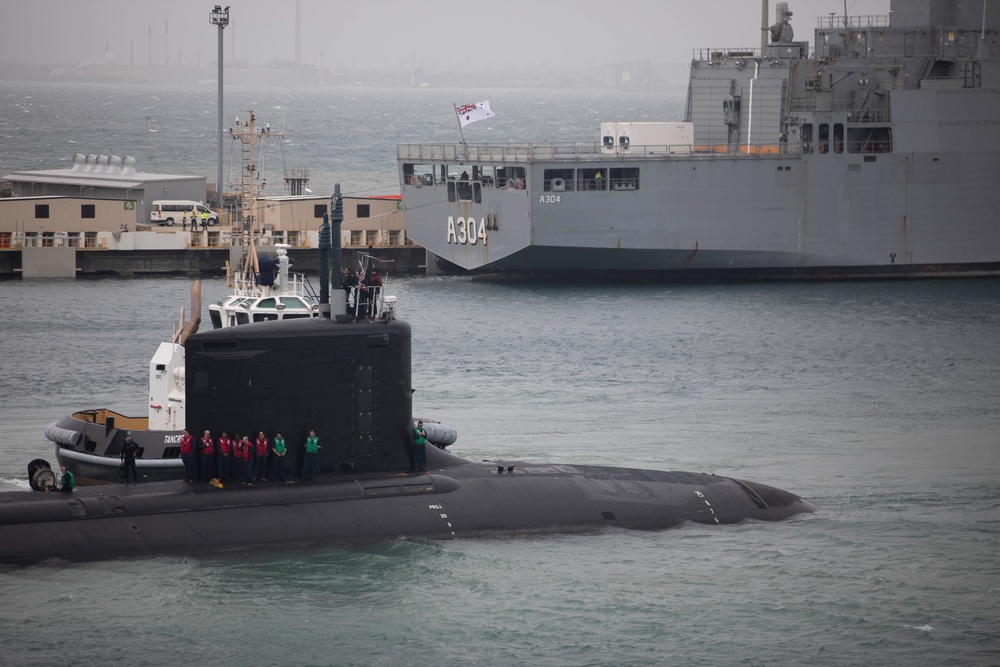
[{"xmin": 446, "ymin": 216, "xmax": 488, "ymax": 246}]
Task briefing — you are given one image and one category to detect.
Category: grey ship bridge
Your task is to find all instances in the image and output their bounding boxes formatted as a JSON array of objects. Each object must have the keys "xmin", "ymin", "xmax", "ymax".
[{"xmin": 397, "ymin": 0, "xmax": 1000, "ymax": 281}]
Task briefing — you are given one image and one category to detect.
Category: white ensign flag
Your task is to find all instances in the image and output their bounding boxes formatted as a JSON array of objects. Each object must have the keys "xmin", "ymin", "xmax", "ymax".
[{"xmin": 456, "ymin": 100, "xmax": 495, "ymax": 128}]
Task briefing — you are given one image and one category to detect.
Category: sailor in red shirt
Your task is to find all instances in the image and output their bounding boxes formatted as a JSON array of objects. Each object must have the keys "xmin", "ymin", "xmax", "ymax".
[
  {"xmin": 254, "ymin": 431, "xmax": 270, "ymax": 481},
  {"xmin": 199, "ymin": 430, "xmax": 215, "ymax": 482},
  {"xmin": 216, "ymin": 432, "xmax": 232, "ymax": 483},
  {"xmin": 179, "ymin": 430, "xmax": 195, "ymax": 483},
  {"xmin": 235, "ymin": 435, "xmax": 254, "ymax": 485}
]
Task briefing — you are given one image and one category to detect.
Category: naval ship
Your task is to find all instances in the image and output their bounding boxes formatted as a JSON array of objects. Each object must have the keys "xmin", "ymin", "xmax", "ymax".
[{"xmin": 397, "ymin": 0, "xmax": 1000, "ymax": 280}]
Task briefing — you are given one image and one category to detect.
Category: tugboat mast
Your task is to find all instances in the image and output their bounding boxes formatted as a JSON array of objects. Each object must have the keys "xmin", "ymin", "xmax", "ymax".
[{"xmin": 227, "ymin": 110, "xmax": 283, "ymax": 284}]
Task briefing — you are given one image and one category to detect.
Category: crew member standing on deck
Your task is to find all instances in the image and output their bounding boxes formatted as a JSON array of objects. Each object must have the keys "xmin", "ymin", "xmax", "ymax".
[
  {"xmin": 412, "ymin": 421, "xmax": 427, "ymax": 472},
  {"xmin": 121, "ymin": 433, "xmax": 139, "ymax": 484},
  {"xmin": 179, "ymin": 429, "xmax": 195, "ymax": 483},
  {"xmin": 271, "ymin": 432, "xmax": 287, "ymax": 482},
  {"xmin": 254, "ymin": 431, "xmax": 270, "ymax": 481},
  {"xmin": 199, "ymin": 430, "xmax": 215, "ymax": 482},
  {"xmin": 302, "ymin": 430, "xmax": 320, "ymax": 480},
  {"xmin": 217, "ymin": 431, "xmax": 232, "ymax": 484},
  {"xmin": 231, "ymin": 435, "xmax": 247, "ymax": 485},
  {"xmin": 240, "ymin": 435, "xmax": 255, "ymax": 485}
]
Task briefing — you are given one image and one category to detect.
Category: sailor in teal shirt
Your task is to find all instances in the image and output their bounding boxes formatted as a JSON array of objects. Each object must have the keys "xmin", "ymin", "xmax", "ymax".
[
  {"xmin": 301, "ymin": 431, "xmax": 320, "ymax": 480},
  {"xmin": 271, "ymin": 433, "xmax": 287, "ymax": 482},
  {"xmin": 412, "ymin": 421, "xmax": 427, "ymax": 471},
  {"xmin": 59, "ymin": 466, "xmax": 74, "ymax": 493}
]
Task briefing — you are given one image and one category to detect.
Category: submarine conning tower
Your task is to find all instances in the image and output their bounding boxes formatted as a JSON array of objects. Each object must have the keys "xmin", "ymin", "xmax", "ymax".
[{"xmin": 185, "ymin": 316, "xmax": 414, "ymax": 476}]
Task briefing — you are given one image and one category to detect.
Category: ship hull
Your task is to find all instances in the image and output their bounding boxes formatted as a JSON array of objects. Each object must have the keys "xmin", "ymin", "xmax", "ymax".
[
  {"xmin": 0, "ymin": 448, "xmax": 815, "ymax": 564},
  {"xmin": 402, "ymin": 148, "xmax": 1000, "ymax": 278}
]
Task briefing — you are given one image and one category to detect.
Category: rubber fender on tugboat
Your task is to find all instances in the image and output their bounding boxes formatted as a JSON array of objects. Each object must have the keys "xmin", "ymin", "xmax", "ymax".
[{"xmin": 44, "ymin": 422, "xmax": 83, "ymax": 448}]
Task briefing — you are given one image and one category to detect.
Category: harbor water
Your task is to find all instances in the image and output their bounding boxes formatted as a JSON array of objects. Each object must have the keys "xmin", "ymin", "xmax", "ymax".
[
  {"xmin": 1, "ymin": 82, "xmax": 999, "ymax": 665},
  {"xmin": 0, "ymin": 275, "xmax": 998, "ymax": 666}
]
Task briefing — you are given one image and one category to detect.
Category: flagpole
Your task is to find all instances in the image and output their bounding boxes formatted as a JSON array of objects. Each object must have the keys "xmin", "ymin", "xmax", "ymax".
[{"xmin": 453, "ymin": 103, "xmax": 467, "ymax": 144}]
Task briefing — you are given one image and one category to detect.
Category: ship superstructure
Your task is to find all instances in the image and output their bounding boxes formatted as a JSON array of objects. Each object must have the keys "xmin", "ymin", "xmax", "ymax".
[{"xmin": 397, "ymin": 0, "xmax": 1000, "ymax": 279}]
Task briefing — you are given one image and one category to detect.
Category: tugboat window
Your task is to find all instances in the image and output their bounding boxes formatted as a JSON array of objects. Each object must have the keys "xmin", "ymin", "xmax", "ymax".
[
  {"xmin": 81, "ymin": 204, "xmax": 96, "ymax": 219},
  {"xmin": 313, "ymin": 204, "xmax": 327, "ymax": 218},
  {"xmin": 35, "ymin": 204, "xmax": 49, "ymax": 219},
  {"xmin": 357, "ymin": 204, "xmax": 370, "ymax": 218}
]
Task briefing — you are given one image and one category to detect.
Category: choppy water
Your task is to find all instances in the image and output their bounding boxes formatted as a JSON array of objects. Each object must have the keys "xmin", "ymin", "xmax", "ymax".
[
  {"xmin": 0, "ymin": 276, "xmax": 998, "ymax": 666},
  {"xmin": 2, "ymin": 82, "xmax": 999, "ymax": 665}
]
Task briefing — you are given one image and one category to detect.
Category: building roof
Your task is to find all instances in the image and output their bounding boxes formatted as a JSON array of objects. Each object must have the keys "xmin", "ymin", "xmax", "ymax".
[{"xmin": 2, "ymin": 167, "xmax": 203, "ymax": 190}]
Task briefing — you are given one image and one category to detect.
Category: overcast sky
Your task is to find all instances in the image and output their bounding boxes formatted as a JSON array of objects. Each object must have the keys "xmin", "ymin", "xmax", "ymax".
[{"xmin": 1, "ymin": 0, "xmax": 890, "ymax": 71}]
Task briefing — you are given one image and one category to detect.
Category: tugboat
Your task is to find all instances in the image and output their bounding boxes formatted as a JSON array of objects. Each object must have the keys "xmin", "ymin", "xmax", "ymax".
[{"xmin": 41, "ymin": 238, "xmax": 444, "ymax": 486}]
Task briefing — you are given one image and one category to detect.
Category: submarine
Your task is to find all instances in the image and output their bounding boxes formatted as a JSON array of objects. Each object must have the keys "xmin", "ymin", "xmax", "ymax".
[
  {"xmin": 0, "ymin": 187, "xmax": 815, "ymax": 565},
  {"xmin": 0, "ymin": 313, "xmax": 815, "ymax": 565}
]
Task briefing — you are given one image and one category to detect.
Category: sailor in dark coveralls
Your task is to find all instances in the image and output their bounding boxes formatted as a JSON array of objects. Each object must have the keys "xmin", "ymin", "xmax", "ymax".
[{"xmin": 121, "ymin": 433, "xmax": 139, "ymax": 484}]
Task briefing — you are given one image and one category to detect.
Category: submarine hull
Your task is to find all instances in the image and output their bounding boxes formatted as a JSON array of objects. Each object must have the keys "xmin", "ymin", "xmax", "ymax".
[{"xmin": 0, "ymin": 447, "xmax": 815, "ymax": 565}]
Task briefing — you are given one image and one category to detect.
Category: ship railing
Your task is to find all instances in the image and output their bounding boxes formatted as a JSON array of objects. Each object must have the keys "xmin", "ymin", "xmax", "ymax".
[
  {"xmin": 400, "ymin": 142, "xmax": 711, "ymax": 163},
  {"xmin": 400, "ymin": 141, "xmax": 802, "ymax": 164},
  {"xmin": 693, "ymin": 48, "xmax": 762, "ymax": 61},
  {"xmin": 231, "ymin": 270, "xmax": 310, "ymax": 299},
  {"xmin": 398, "ymin": 142, "xmax": 602, "ymax": 163},
  {"xmin": 814, "ymin": 14, "xmax": 890, "ymax": 30},
  {"xmin": 787, "ymin": 96, "xmax": 892, "ymax": 123}
]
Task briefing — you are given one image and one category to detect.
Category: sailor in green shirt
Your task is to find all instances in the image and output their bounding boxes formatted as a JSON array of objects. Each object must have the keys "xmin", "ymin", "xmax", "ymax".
[
  {"xmin": 271, "ymin": 433, "xmax": 287, "ymax": 482},
  {"xmin": 301, "ymin": 430, "xmax": 321, "ymax": 481},
  {"xmin": 59, "ymin": 466, "xmax": 74, "ymax": 493}
]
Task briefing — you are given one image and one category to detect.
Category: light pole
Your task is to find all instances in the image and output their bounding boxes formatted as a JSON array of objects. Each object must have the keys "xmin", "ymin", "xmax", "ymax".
[{"xmin": 209, "ymin": 5, "xmax": 229, "ymax": 210}]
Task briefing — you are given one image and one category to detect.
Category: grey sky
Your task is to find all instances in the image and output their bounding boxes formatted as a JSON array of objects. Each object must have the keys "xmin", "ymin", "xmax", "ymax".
[{"xmin": 2, "ymin": 0, "xmax": 889, "ymax": 72}]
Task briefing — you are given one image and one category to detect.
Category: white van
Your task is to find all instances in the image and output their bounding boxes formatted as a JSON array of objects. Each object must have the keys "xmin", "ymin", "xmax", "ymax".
[{"xmin": 150, "ymin": 201, "xmax": 219, "ymax": 227}]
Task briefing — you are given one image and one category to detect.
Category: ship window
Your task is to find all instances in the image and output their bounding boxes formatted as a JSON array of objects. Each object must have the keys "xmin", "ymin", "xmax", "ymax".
[
  {"xmin": 579, "ymin": 168, "xmax": 606, "ymax": 191},
  {"xmin": 81, "ymin": 204, "xmax": 96, "ymax": 218},
  {"xmin": 833, "ymin": 123, "xmax": 844, "ymax": 154},
  {"xmin": 802, "ymin": 124, "xmax": 813, "ymax": 154},
  {"xmin": 447, "ymin": 166, "xmax": 474, "ymax": 202},
  {"xmin": 357, "ymin": 204, "xmax": 370, "ymax": 218},
  {"xmin": 35, "ymin": 204, "xmax": 49, "ymax": 219},
  {"xmin": 257, "ymin": 298, "xmax": 276, "ymax": 308},
  {"xmin": 610, "ymin": 168, "xmax": 640, "ymax": 191},
  {"xmin": 209, "ymin": 310, "xmax": 222, "ymax": 329},
  {"xmin": 313, "ymin": 204, "xmax": 327, "ymax": 218},
  {"xmin": 847, "ymin": 127, "xmax": 892, "ymax": 154},
  {"xmin": 496, "ymin": 166, "xmax": 527, "ymax": 190},
  {"xmin": 544, "ymin": 169, "xmax": 575, "ymax": 192},
  {"xmin": 253, "ymin": 313, "xmax": 278, "ymax": 322},
  {"xmin": 403, "ymin": 163, "xmax": 436, "ymax": 188},
  {"xmin": 475, "ymin": 165, "xmax": 496, "ymax": 188},
  {"xmin": 280, "ymin": 297, "xmax": 306, "ymax": 309},
  {"xmin": 818, "ymin": 124, "xmax": 829, "ymax": 154},
  {"xmin": 236, "ymin": 311, "xmax": 250, "ymax": 325}
]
